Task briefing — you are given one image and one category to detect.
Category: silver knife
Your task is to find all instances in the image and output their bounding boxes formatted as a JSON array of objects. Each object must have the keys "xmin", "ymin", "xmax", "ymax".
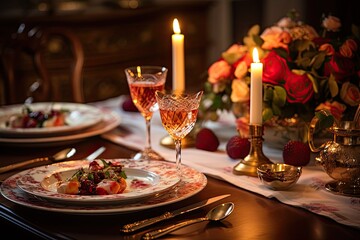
[
  {"xmin": 85, "ymin": 146, "xmax": 106, "ymax": 161},
  {"xmin": 120, "ymin": 194, "xmax": 231, "ymax": 233}
]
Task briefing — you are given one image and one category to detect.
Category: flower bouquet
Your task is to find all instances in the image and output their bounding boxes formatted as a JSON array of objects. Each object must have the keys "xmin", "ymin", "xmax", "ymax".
[{"xmin": 200, "ymin": 10, "xmax": 360, "ymax": 140}]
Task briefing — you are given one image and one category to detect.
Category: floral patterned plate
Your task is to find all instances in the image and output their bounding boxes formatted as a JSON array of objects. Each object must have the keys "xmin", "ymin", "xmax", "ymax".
[
  {"xmin": 0, "ymin": 102, "xmax": 103, "ymax": 137},
  {"xmin": 0, "ymin": 160, "xmax": 207, "ymax": 214},
  {"xmin": 16, "ymin": 159, "xmax": 180, "ymax": 205}
]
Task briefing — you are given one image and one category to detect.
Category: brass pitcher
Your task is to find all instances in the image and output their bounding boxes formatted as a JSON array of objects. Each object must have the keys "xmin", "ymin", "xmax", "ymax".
[{"xmin": 308, "ymin": 110, "xmax": 360, "ymax": 197}]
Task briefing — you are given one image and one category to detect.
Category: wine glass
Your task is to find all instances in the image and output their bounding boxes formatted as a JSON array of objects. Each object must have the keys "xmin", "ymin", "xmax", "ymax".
[
  {"xmin": 125, "ymin": 66, "xmax": 168, "ymax": 160},
  {"xmin": 155, "ymin": 91, "xmax": 203, "ymax": 173}
]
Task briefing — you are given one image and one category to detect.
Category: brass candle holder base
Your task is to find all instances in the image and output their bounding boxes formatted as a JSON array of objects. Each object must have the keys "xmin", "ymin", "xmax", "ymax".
[
  {"xmin": 160, "ymin": 134, "xmax": 195, "ymax": 149},
  {"xmin": 233, "ymin": 124, "xmax": 273, "ymax": 177}
]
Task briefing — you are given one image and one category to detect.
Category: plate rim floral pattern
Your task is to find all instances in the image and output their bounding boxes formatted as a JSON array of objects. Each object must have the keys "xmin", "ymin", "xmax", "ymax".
[
  {"xmin": 0, "ymin": 102, "xmax": 103, "ymax": 137},
  {"xmin": 0, "ymin": 109, "xmax": 120, "ymax": 146},
  {"xmin": 0, "ymin": 159, "xmax": 207, "ymax": 214},
  {"xmin": 16, "ymin": 159, "xmax": 181, "ymax": 204}
]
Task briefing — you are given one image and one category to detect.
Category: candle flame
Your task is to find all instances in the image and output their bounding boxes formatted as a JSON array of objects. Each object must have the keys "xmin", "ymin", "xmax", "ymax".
[
  {"xmin": 136, "ymin": 66, "xmax": 141, "ymax": 77},
  {"xmin": 173, "ymin": 18, "xmax": 181, "ymax": 34},
  {"xmin": 252, "ymin": 48, "xmax": 260, "ymax": 63}
]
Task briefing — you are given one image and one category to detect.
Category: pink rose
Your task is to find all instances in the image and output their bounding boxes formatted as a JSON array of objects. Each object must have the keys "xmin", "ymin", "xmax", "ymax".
[
  {"xmin": 261, "ymin": 26, "xmax": 291, "ymax": 50},
  {"xmin": 208, "ymin": 60, "xmax": 232, "ymax": 84},
  {"xmin": 319, "ymin": 43, "xmax": 335, "ymax": 56},
  {"xmin": 315, "ymin": 101, "xmax": 346, "ymax": 121},
  {"xmin": 340, "ymin": 82, "xmax": 360, "ymax": 106},
  {"xmin": 284, "ymin": 71, "xmax": 314, "ymax": 104},
  {"xmin": 262, "ymin": 51, "xmax": 290, "ymax": 85},
  {"xmin": 322, "ymin": 16, "xmax": 341, "ymax": 32}
]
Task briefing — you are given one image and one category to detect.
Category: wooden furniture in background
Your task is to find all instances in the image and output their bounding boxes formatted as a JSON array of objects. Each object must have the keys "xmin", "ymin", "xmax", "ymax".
[
  {"xmin": 0, "ymin": 2, "xmax": 211, "ymax": 105},
  {"xmin": 2, "ymin": 24, "xmax": 85, "ymax": 104}
]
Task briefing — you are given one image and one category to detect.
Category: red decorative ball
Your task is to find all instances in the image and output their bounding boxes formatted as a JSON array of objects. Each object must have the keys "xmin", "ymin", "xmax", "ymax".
[
  {"xmin": 226, "ymin": 136, "xmax": 250, "ymax": 159},
  {"xmin": 195, "ymin": 128, "xmax": 220, "ymax": 152},
  {"xmin": 283, "ymin": 140, "xmax": 311, "ymax": 166},
  {"xmin": 121, "ymin": 97, "xmax": 138, "ymax": 112}
]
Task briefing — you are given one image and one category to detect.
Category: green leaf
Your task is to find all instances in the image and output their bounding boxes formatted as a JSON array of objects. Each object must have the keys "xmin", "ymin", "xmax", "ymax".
[
  {"xmin": 328, "ymin": 74, "xmax": 339, "ymax": 97},
  {"xmin": 271, "ymin": 103, "xmax": 282, "ymax": 115},
  {"xmin": 263, "ymin": 87, "xmax": 274, "ymax": 101},
  {"xmin": 253, "ymin": 34, "xmax": 264, "ymax": 46},
  {"xmin": 352, "ymin": 24, "xmax": 360, "ymax": 40},
  {"xmin": 315, "ymin": 110, "xmax": 334, "ymax": 129},
  {"xmin": 295, "ymin": 39, "xmax": 315, "ymax": 52},
  {"xmin": 262, "ymin": 107, "xmax": 273, "ymax": 122},
  {"xmin": 274, "ymin": 48, "xmax": 288, "ymax": 59},
  {"xmin": 311, "ymin": 52, "xmax": 326, "ymax": 69},
  {"xmin": 307, "ymin": 73, "xmax": 319, "ymax": 93},
  {"xmin": 273, "ymin": 86, "xmax": 287, "ymax": 107},
  {"xmin": 222, "ymin": 52, "xmax": 242, "ymax": 64}
]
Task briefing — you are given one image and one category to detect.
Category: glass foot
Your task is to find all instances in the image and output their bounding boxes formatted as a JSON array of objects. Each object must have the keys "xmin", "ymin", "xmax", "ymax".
[
  {"xmin": 325, "ymin": 181, "xmax": 360, "ymax": 197},
  {"xmin": 131, "ymin": 148, "xmax": 165, "ymax": 161}
]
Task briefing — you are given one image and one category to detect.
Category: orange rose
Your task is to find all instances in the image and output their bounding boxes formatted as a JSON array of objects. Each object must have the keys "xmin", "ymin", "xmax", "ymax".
[
  {"xmin": 319, "ymin": 43, "xmax": 335, "ymax": 56},
  {"xmin": 231, "ymin": 79, "xmax": 250, "ymax": 103},
  {"xmin": 208, "ymin": 60, "xmax": 232, "ymax": 84},
  {"xmin": 339, "ymin": 39, "xmax": 358, "ymax": 58},
  {"xmin": 340, "ymin": 82, "xmax": 360, "ymax": 106},
  {"xmin": 316, "ymin": 101, "xmax": 346, "ymax": 121}
]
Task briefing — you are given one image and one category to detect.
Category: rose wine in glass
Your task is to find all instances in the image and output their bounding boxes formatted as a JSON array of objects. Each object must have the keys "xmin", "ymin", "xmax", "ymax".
[
  {"xmin": 156, "ymin": 91, "xmax": 203, "ymax": 173},
  {"xmin": 125, "ymin": 66, "xmax": 168, "ymax": 160}
]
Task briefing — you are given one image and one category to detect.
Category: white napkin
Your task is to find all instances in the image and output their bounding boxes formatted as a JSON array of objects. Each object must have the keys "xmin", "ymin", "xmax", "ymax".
[{"xmin": 93, "ymin": 96, "xmax": 360, "ymax": 229}]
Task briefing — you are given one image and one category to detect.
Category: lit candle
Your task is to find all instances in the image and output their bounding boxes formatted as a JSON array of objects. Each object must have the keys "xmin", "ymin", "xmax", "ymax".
[
  {"xmin": 172, "ymin": 18, "xmax": 185, "ymax": 92},
  {"xmin": 250, "ymin": 48, "xmax": 263, "ymax": 125}
]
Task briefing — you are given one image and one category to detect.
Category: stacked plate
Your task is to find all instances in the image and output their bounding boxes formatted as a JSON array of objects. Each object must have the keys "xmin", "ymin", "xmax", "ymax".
[
  {"xmin": 0, "ymin": 102, "xmax": 121, "ymax": 147},
  {"xmin": 0, "ymin": 159, "xmax": 207, "ymax": 214}
]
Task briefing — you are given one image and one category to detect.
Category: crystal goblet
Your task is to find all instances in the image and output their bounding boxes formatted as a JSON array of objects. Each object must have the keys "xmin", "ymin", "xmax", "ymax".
[
  {"xmin": 155, "ymin": 90, "xmax": 203, "ymax": 173},
  {"xmin": 125, "ymin": 66, "xmax": 168, "ymax": 160}
]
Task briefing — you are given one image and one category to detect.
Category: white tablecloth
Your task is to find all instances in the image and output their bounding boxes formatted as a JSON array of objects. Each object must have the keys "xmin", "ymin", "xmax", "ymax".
[{"xmin": 93, "ymin": 96, "xmax": 360, "ymax": 229}]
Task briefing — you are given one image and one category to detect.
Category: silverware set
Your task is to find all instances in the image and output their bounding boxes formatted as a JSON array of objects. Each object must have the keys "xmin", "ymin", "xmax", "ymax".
[{"xmin": 120, "ymin": 194, "xmax": 234, "ymax": 239}]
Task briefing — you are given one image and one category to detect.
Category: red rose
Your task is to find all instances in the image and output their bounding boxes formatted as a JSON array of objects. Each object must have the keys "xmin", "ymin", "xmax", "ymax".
[
  {"xmin": 324, "ymin": 53, "xmax": 355, "ymax": 82},
  {"xmin": 284, "ymin": 71, "xmax": 314, "ymax": 104},
  {"xmin": 262, "ymin": 51, "xmax": 290, "ymax": 85}
]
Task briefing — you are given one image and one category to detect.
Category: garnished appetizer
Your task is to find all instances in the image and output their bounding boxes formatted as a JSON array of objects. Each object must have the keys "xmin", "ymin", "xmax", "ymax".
[
  {"xmin": 6, "ymin": 106, "xmax": 69, "ymax": 128},
  {"xmin": 57, "ymin": 159, "xmax": 127, "ymax": 195}
]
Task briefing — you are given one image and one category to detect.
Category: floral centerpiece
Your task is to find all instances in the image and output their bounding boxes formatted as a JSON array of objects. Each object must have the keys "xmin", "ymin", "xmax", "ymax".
[{"xmin": 200, "ymin": 10, "xmax": 360, "ymax": 140}]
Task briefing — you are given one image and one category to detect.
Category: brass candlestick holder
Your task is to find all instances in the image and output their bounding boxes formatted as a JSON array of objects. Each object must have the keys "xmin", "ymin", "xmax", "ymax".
[{"xmin": 233, "ymin": 124, "xmax": 273, "ymax": 177}]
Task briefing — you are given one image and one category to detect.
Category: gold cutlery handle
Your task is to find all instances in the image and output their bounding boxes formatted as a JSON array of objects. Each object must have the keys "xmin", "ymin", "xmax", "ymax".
[
  {"xmin": 0, "ymin": 157, "xmax": 49, "ymax": 173},
  {"xmin": 120, "ymin": 212, "xmax": 173, "ymax": 233},
  {"xmin": 142, "ymin": 217, "xmax": 207, "ymax": 239}
]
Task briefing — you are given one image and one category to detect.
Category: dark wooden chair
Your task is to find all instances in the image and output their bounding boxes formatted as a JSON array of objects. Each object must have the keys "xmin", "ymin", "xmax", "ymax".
[{"xmin": 1, "ymin": 23, "xmax": 84, "ymax": 105}]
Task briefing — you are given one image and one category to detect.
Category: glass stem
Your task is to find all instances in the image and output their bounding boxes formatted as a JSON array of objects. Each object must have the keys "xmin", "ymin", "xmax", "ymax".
[
  {"xmin": 145, "ymin": 118, "xmax": 151, "ymax": 150},
  {"xmin": 174, "ymin": 139, "xmax": 182, "ymax": 174}
]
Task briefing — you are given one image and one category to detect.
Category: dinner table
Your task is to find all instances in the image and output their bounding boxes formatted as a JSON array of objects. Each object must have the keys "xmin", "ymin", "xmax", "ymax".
[{"xmin": 0, "ymin": 96, "xmax": 359, "ymax": 240}]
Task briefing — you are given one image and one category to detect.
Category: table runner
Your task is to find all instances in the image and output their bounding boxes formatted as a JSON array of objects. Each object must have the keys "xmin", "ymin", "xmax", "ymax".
[{"xmin": 93, "ymin": 96, "xmax": 360, "ymax": 229}]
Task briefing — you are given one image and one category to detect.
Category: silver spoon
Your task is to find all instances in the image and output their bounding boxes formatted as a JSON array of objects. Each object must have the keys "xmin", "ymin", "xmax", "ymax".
[
  {"xmin": 142, "ymin": 202, "xmax": 234, "ymax": 240},
  {"xmin": 0, "ymin": 148, "xmax": 76, "ymax": 173}
]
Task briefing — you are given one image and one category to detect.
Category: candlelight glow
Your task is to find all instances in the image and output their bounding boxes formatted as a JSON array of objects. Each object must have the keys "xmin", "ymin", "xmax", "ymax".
[
  {"xmin": 136, "ymin": 66, "xmax": 141, "ymax": 77},
  {"xmin": 173, "ymin": 18, "xmax": 181, "ymax": 34},
  {"xmin": 252, "ymin": 48, "xmax": 260, "ymax": 63}
]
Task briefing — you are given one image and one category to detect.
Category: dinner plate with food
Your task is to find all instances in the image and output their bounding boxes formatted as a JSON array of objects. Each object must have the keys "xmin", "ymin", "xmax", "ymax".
[
  {"xmin": 0, "ymin": 159, "xmax": 207, "ymax": 214},
  {"xmin": 0, "ymin": 102, "xmax": 103, "ymax": 137},
  {"xmin": 16, "ymin": 159, "xmax": 181, "ymax": 205}
]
